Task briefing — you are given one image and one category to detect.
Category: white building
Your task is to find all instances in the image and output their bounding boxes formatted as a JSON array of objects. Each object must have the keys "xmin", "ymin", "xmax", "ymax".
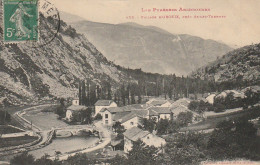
[
  {"xmin": 123, "ymin": 127, "xmax": 166, "ymax": 153},
  {"xmin": 148, "ymin": 107, "xmax": 172, "ymax": 121},
  {"xmin": 94, "ymin": 100, "xmax": 117, "ymax": 116},
  {"xmin": 72, "ymin": 98, "xmax": 79, "ymax": 105},
  {"xmin": 100, "ymin": 107, "xmax": 131, "ymax": 126},
  {"xmin": 206, "ymin": 94, "xmax": 216, "ymax": 104},
  {"xmin": 119, "ymin": 112, "xmax": 144, "ymax": 130}
]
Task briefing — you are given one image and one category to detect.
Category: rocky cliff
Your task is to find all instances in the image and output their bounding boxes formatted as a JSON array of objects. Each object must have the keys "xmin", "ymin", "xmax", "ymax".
[{"xmin": 0, "ymin": 12, "xmax": 129, "ymax": 105}]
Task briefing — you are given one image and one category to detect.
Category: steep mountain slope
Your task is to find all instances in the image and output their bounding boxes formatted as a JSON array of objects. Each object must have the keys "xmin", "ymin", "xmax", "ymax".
[
  {"xmin": 61, "ymin": 12, "xmax": 233, "ymax": 76},
  {"xmin": 191, "ymin": 43, "xmax": 260, "ymax": 84},
  {"xmin": 0, "ymin": 13, "xmax": 129, "ymax": 105}
]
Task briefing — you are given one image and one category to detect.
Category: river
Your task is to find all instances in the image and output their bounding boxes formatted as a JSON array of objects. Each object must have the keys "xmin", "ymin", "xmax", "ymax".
[{"xmin": 29, "ymin": 136, "xmax": 99, "ymax": 159}]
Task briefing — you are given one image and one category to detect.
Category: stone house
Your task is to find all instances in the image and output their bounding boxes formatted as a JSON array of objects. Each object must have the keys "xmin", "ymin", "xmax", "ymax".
[
  {"xmin": 123, "ymin": 127, "xmax": 166, "ymax": 153},
  {"xmin": 94, "ymin": 100, "xmax": 117, "ymax": 116}
]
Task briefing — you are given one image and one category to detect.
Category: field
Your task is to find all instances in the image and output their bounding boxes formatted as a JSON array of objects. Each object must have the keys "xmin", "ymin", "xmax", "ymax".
[
  {"xmin": 0, "ymin": 125, "xmax": 23, "ymax": 134},
  {"xmin": 23, "ymin": 110, "xmax": 68, "ymax": 130},
  {"xmin": 0, "ymin": 136, "xmax": 38, "ymax": 148}
]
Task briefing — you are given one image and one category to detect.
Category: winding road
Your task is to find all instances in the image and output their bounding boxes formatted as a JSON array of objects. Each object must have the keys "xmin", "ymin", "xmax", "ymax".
[{"xmin": 0, "ymin": 104, "xmax": 112, "ymax": 161}]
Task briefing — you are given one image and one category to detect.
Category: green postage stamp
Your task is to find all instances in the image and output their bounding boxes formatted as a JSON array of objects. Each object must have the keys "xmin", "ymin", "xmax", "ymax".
[{"xmin": 3, "ymin": 0, "xmax": 38, "ymax": 42}]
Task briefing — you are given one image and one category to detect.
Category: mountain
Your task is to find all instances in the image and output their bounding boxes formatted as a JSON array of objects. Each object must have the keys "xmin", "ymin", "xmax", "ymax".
[
  {"xmin": 191, "ymin": 43, "xmax": 260, "ymax": 84},
  {"xmin": 0, "ymin": 13, "xmax": 130, "ymax": 105},
  {"xmin": 61, "ymin": 12, "xmax": 233, "ymax": 76}
]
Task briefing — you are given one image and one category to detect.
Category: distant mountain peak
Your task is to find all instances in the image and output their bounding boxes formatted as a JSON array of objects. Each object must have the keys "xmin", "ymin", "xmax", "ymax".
[{"xmin": 62, "ymin": 12, "xmax": 233, "ymax": 76}]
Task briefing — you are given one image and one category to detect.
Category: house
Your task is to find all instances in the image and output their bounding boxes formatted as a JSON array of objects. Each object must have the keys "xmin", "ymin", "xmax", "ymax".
[
  {"xmin": 206, "ymin": 94, "xmax": 216, "ymax": 104},
  {"xmin": 148, "ymin": 107, "xmax": 172, "ymax": 121},
  {"xmin": 118, "ymin": 110, "xmax": 147, "ymax": 129},
  {"xmin": 72, "ymin": 98, "xmax": 79, "ymax": 105},
  {"xmin": 170, "ymin": 98, "xmax": 191, "ymax": 108},
  {"xmin": 123, "ymin": 127, "xmax": 166, "ymax": 153},
  {"xmin": 160, "ymin": 100, "xmax": 175, "ymax": 107},
  {"xmin": 216, "ymin": 90, "xmax": 245, "ymax": 99},
  {"xmin": 66, "ymin": 105, "xmax": 87, "ymax": 122},
  {"xmin": 146, "ymin": 98, "xmax": 172, "ymax": 107},
  {"xmin": 100, "ymin": 107, "xmax": 131, "ymax": 126},
  {"xmin": 94, "ymin": 100, "xmax": 117, "ymax": 116},
  {"xmin": 170, "ymin": 98, "xmax": 200, "ymax": 120}
]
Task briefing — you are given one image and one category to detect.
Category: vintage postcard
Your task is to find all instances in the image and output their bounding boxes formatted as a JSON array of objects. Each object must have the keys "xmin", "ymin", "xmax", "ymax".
[{"xmin": 0, "ymin": 0, "xmax": 259, "ymax": 165}]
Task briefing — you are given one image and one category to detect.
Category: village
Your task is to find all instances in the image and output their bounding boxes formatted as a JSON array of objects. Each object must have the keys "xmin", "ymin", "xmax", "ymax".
[
  {"xmin": 62, "ymin": 84, "xmax": 260, "ymax": 155},
  {"xmin": 0, "ymin": 80, "xmax": 260, "ymax": 164}
]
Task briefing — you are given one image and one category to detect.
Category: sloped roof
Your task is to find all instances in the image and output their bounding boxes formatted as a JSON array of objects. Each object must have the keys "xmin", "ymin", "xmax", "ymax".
[
  {"xmin": 119, "ymin": 112, "xmax": 139, "ymax": 124},
  {"xmin": 123, "ymin": 127, "xmax": 150, "ymax": 141},
  {"xmin": 113, "ymin": 111, "xmax": 132, "ymax": 121},
  {"xmin": 95, "ymin": 100, "xmax": 115, "ymax": 106},
  {"xmin": 132, "ymin": 110, "xmax": 149, "ymax": 117},
  {"xmin": 149, "ymin": 100, "xmax": 168, "ymax": 106},
  {"xmin": 117, "ymin": 110, "xmax": 148, "ymax": 124},
  {"xmin": 125, "ymin": 104, "xmax": 145, "ymax": 110},
  {"xmin": 67, "ymin": 105, "xmax": 87, "ymax": 111},
  {"xmin": 170, "ymin": 98, "xmax": 191, "ymax": 108},
  {"xmin": 148, "ymin": 107, "xmax": 171, "ymax": 114},
  {"xmin": 100, "ymin": 107, "xmax": 131, "ymax": 113}
]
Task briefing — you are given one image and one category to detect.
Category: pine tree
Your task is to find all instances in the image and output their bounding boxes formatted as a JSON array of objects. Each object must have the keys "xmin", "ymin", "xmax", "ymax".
[
  {"xmin": 79, "ymin": 80, "xmax": 82, "ymax": 105},
  {"xmin": 81, "ymin": 80, "xmax": 87, "ymax": 106},
  {"xmin": 121, "ymin": 84, "xmax": 126, "ymax": 106}
]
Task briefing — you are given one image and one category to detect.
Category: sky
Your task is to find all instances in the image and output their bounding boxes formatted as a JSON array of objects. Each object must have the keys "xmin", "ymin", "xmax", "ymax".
[{"xmin": 50, "ymin": 0, "xmax": 260, "ymax": 47}]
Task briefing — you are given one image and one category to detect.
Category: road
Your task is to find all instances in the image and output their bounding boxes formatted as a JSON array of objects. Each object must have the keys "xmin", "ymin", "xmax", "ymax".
[
  {"xmin": 0, "ymin": 104, "xmax": 55, "ymax": 157},
  {"xmin": 180, "ymin": 108, "xmax": 255, "ymax": 132},
  {"xmin": 1, "ymin": 104, "xmax": 112, "ymax": 161}
]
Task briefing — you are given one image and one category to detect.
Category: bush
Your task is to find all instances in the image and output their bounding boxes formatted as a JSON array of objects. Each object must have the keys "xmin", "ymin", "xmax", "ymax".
[
  {"xmin": 208, "ymin": 118, "xmax": 260, "ymax": 160},
  {"xmin": 177, "ymin": 112, "xmax": 193, "ymax": 127},
  {"xmin": 10, "ymin": 152, "xmax": 35, "ymax": 165}
]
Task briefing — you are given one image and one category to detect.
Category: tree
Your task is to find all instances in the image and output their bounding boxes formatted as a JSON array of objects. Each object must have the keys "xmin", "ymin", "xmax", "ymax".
[
  {"xmin": 112, "ymin": 121, "xmax": 125, "ymax": 134},
  {"xmin": 10, "ymin": 152, "xmax": 35, "ymax": 165},
  {"xmin": 55, "ymin": 98, "xmax": 66, "ymax": 118},
  {"xmin": 85, "ymin": 107, "xmax": 93, "ymax": 124},
  {"xmin": 167, "ymin": 120, "xmax": 180, "ymax": 133},
  {"xmin": 79, "ymin": 80, "xmax": 82, "ymax": 105},
  {"xmin": 120, "ymin": 84, "xmax": 126, "ymax": 106},
  {"xmin": 156, "ymin": 119, "xmax": 169, "ymax": 135},
  {"xmin": 66, "ymin": 153, "xmax": 98, "ymax": 165},
  {"xmin": 207, "ymin": 118, "xmax": 260, "ymax": 160},
  {"xmin": 127, "ymin": 139, "xmax": 160, "ymax": 165},
  {"xmin": 81, "ymin": 80, "xmax": 87, "ymax": 106},
  {"xmin": 177, "ymin": 112, "xmax": 193, "ymax": 127},
  {"xmin": 107, "ymin": 81, "xmax": 112, "ymax": 100},
  {"xmin": 131, "ymin": 93, "xmax": 135, "ymax": 104},
  {"xmin": 108, "ymin": 154, "xmax": 128, "ymax": 165},
  {"xmin": 163, "ymin": 132, "xmax": 206, "ymax": 165},
  {"xmin": 34, "ymin": 154, "xmax": 61, "ymax": 165},
  {"xmin": 142, "ymin": 118, "xmax": 156, "ymax": 133}
]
